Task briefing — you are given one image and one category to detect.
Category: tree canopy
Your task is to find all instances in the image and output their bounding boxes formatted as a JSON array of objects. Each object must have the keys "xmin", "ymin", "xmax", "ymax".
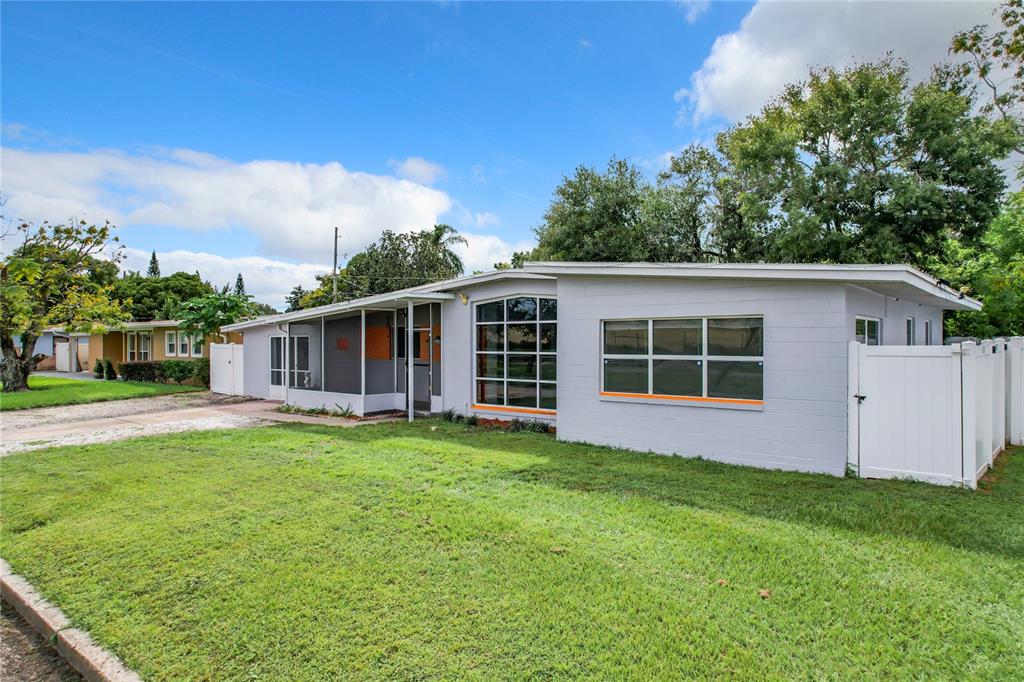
[
  {"xmin": 176, "ymin": 292, "xmax": 257, "ymax": 342},
  {"xmin": 112, "ymin": 271, "xmax": 214, "ymax": 321},
  {"xmin": 291, "ymin": 225, "xmax": 468, "ymax": 309}
]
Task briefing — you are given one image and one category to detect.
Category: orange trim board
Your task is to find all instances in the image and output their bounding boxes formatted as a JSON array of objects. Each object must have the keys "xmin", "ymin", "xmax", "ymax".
[
  {"xmin": 600, "ymin": 391, "xmax": 763, "ymax": 406},
  {"xmin": 472, "ymin": 404, "xmax": 557, "ymax": 416}
]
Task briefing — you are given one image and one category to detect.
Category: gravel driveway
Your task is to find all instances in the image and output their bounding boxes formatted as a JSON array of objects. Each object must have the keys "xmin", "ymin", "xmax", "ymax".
[
  {"xmin": 2, "ymin": 391, "xmax": 245, "ymax": 431},
  {"xmin": 1, "ymin": 393, "xmax": 274, "ymax": 456}
]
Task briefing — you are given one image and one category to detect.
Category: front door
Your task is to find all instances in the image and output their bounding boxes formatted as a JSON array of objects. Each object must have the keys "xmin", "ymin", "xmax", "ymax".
[{"xmin": 269, "ymin": 336, "xmax": 286, "ymax": 400}]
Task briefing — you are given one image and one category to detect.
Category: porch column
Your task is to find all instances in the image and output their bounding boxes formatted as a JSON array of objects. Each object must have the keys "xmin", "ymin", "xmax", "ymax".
[
  {"xmin": 407, "ymin": 300, "xmax": 414, "ymax": 422},
  {"xmin": 360, "ymin": 309, "xmax": 366, "ymax": 397}
]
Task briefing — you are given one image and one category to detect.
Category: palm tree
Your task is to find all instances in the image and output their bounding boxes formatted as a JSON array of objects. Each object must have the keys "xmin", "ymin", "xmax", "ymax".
[{"xmin": 422, "ymin": 223, "xmax": 467, "ymax": 276}]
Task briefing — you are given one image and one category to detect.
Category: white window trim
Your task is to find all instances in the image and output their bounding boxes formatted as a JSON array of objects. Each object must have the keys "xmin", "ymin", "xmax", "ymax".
[
  {"xmin": 924, "ymin": 319, "xmax": 933, "ymax": 346},
  {"xmin": 190, "ymin": 333, "xmax": 204, "ymax": 358},
  {"xmin": 166, "ymin": 330, "xmax": 177, "ymax": 357},
  {"xmin": 126, "ymin": 331, "xmax": 152, "ymax": 362},
  {"xmin": 599, "ymin": 315, "xmax": 764, "ymax": 407},
  {"xmin": 288, "ymin": 334, "xmax": 312, "ymax": 389},
  {"xmin": 270, "ymin": 335, "xmax": 285, "ymax": 387},
  {"xmin": 855, "ymin": 316, "xmax": 881, "ymax": 346},
  {"xmin": 473, "ymin": 294, "xmax": 557, "ymax": 413},
  {"xmin": 906, "ymin": 317, "xmax": 916, "ymax": 345}
]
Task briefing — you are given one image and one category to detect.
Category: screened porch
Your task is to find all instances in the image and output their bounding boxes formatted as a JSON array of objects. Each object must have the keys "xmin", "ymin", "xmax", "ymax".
[{"xmin": 280, "ymin": 295, "xmax": 449, "ymax": 419}]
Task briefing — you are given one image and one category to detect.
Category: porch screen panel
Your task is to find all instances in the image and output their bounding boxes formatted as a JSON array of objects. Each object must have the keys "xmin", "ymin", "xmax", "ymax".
[
  {"xmin": 431, "ymin": 302, "xmax": 442, "ymax": 397},
  {"xmin": 289, "ymin": 321, "xmax": 321, "ymax": 390},
  {"xmin": 364, "ymin": 311, "xmax": 395, "ymax": 395},
  {"xmin": 323, "ymin": 315, "xmax": 359, "ymax": 394}
]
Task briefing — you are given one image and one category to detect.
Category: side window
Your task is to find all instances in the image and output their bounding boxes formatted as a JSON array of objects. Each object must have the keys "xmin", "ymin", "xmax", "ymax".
[
  {"xmin": 855, "ymin": 317, "xmax": 880, "ymax": 346},
  {"xmin": 906, "ymin": 317, "xmax": 915, "ymax": 345},
  {"xmin": 924, "ymin": 320, "xmax": 933, "ymax": 345},
  {"xmin": 166, "ymin": 331, "xmax": 177, "ymax": 357}
]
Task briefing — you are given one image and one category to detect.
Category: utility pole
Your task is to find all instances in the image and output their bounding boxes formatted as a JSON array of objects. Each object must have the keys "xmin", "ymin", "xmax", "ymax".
[{"xmin": 332, "ymin": 226, "xmax": 339, "ymax": 304}]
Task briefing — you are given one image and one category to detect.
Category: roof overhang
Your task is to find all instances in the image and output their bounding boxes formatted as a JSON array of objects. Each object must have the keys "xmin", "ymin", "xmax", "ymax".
[
  {"xmin": 223, "ymin": 292, "xmax": 455, "ymax": 331},
  {"xmin": 523, "ymin": 262, "xmax": 982, "ymax": 311}
]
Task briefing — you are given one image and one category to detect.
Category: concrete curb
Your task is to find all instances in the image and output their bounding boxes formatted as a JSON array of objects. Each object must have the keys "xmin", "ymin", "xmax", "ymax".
[{"xmin": 0, "ymin": 558, "xmax": 143, "ymax": 682}]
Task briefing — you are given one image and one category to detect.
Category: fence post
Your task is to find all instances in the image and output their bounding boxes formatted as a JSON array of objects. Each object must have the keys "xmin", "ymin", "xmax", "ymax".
[
  {"xmin": 992, "ymin": 339, "xmax": 1006, "ymax": 458},
  {"xmin": 847, "ymin": 340, "xmax": 861, "ymax": 476},
  {"xmin": 958, "ymin": 342, "xmax": 978, "ymax": 488},
  {"xmin": 1009, "ymin": 337, "xmax": 1024, "ymax": 446}
]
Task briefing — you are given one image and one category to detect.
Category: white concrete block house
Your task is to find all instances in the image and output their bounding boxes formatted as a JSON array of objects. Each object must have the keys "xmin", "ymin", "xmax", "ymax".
[{"xmin": 222, "ymin": 263, "xmax": 980, "ymax": 476}]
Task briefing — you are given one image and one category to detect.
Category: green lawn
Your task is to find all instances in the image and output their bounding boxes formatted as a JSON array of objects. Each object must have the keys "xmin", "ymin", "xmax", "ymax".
[
  {"xmin": 1, "ymin": 423, "xmax": 1021, "ymax": 680},
  {"xmin": 0, "ymin": 375, "xmax": 202, "ymax": 410}
]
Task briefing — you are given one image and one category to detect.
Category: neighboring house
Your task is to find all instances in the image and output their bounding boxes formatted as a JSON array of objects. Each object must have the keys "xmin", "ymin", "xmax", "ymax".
[
  {"xmin": 220, "ymin": 262, "xmax": 979, "ymax": 477},
  {"xmin": 79, "ymin": 321, "xmax": 239, "ymax": 371}
]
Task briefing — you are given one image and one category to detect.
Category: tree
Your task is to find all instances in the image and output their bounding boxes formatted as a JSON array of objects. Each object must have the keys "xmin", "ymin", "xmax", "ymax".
[
  {"xmin": 1, "ymin": 219, "xmax": 130, "ymax": 392},
  {"xmin": 717, "ymin": 58, "xmax": 1016, "ymax": 265},
  {"xmin": 113, "ymin": 271, "xmax": 213, "ymax": 321},
  {"xmin": 927, "ymin": 190, "xmax": 1024, "ymax": 337},
  {"xmin": 234, "ymin": 273, "xmax": 246, "ymax": 296},
  {"xmin": 147, "ymin": 250, "xmax": 161, "ymax": 278},
  {"xmin": 533, "ymin": 157, "xmax": 652, "ymax": 262},
  {"xmin": 950, "ymin": 0, "xmax": 1024, "ymax": 157},
  {"xmin": 285, "ymin": 285, "xmax": 309, "ymax": 312},
  {"xmin": 175, "ymin": 292, "xmax": 257, "ymax": 343}
]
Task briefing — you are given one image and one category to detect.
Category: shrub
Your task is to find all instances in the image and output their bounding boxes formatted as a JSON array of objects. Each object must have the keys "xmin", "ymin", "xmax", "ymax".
[
  {"xmin": 191, "ymin": 358, "xmax": 210, "ymax": 388},
  {"xmin": 441, "ymin": 408, "xmax": 458, "ymax": 422},
  {"xmin": 507, "ymin": 418, "xmax": 551, "ymax": 433},
  {"xmin": 463, "ymin": 415, "xmax": 478, "ymax": 427},
  {"xmin": 93, "ymin": 358, "xmax": 105, "ymax": 378},
  {"xmin": 103, "ymin": 358, "xmax": 117, "ymax": 381},
  {"xmin": 161, "ymin": 359, "xmax": 196, "ymax": 384},
  {"xmin": 118, "ymin": 361, "xmax": 166, "ymax": 383}
]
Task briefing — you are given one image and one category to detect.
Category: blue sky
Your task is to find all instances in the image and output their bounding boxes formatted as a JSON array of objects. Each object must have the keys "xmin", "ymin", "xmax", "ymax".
[{"xmin": 1, "ymin": 1, "xmax": 996, "ymax": 307}]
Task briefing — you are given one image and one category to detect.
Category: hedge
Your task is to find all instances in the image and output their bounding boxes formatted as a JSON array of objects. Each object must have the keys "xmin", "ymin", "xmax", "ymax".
[{"xmin": 118, "ymin": 358, "xmax": 210, "ymax": 387}]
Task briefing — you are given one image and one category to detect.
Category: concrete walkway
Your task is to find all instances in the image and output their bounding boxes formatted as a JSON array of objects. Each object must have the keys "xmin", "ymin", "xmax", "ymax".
[{"xmin": 1, "ymin": 398, "xmax": 398, "ymax": 455}]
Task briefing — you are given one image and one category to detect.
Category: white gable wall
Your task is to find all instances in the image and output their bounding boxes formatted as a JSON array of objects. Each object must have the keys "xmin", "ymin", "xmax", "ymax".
[{"xmin": 844, "ymin": 285, "xmax": 944, "ymax": 345}]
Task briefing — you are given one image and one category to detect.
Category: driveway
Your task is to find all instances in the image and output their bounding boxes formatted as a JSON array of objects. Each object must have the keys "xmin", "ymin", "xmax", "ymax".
[
  {"xmin": 1, "ymin": 393, "xmax": 393, "ymax": 455},
  {"xmin": 1, "ymin": 394, "xmax": 275, "ymax": 455}
]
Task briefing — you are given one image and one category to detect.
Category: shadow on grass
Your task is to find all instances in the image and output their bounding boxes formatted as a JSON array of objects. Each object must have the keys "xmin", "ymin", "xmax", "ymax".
[{"xmin": 289, "ymin": 421, "xmax": 1024, "ymax": 561}]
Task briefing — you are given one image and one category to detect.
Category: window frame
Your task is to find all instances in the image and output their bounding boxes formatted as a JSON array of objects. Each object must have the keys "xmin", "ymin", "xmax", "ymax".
[
  {"xmin": 166, "ymin": 330, "xmax": 177, "ymax": 357},
  {"xmin": 855, "ymin": 316, "xmax": 881, "ymax": 346},
  {"xmin": 600, "ymin": 315, "xmax": 764, "ymax": 406},
  {"xmin": 924, "ymin": 319, "xmax": 932, "ymax": 346},
  {"xmin": 905, "ymin": 317, "xmax": 916, "ymax": 345},
  {"xmin": 472, "ymin": 294, "xmax": 557, "ymax": 414},
  {"xmin": 126, "ymin": 331, "xmax": 152, "ymax": 362},
  {"xmin": 288, "ymin": 334, "xmax": 312, "ymax": 389}
]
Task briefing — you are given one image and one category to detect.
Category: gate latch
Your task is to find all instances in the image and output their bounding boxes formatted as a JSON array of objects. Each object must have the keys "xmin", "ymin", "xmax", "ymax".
[{"xmin": 854, "ymin": 394, "xmax": 867, "ymax": 404}]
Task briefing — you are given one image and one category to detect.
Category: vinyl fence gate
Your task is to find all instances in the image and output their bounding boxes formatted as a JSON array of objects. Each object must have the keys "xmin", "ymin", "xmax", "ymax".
[
  {"xmin": 848, "ymin": 337, "xmax": 1024, "ymax": 488},
  {"xmin": 210, "ymin": 343, "xmax": 245, "ymax": 397}
]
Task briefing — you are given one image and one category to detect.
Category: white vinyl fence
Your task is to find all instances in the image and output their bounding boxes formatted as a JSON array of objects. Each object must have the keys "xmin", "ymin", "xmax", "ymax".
[
  {"xmin": 210, "ymin": 343, "xmax": 245, "ymax": 396},
  {"xmin": 848, "ymin": 337, "xmax": 1024, "ymax": 488}
]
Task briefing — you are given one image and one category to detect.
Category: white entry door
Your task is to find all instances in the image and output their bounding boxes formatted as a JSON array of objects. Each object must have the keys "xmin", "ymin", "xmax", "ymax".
[{"xmin": 269, "ymin": 336, "xmax": 286, "ymax": 400}]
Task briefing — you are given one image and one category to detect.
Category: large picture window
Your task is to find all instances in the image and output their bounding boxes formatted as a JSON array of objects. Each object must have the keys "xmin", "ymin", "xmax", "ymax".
[
  {"xmin": 602, "ymin": 317, "xmax": 763, "ymax": 403},
  {"xmin": 474, "ymin": 296, "xmax": 556, "ymax": 411},
  {"xmin": 126, "ymin": 332, "xmax": 152, "ymax": 362}
]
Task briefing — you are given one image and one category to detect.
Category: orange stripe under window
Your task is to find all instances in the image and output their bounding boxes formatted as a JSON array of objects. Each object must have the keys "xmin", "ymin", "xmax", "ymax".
[
  {"xmin": 599, "ymin": 391, "xmax": 763, "ymax": 406},
  {"xmin": 472, "ymin": 404, "xmax": 557, "ymax": 416}
]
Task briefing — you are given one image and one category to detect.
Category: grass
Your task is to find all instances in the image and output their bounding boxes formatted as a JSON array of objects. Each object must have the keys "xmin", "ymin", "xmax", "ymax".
[
  {"xmin": 1, "ymin": 422, "xmax": 1022, "ymax": 680},
  {"xmin": 0, "ymin": 375, "xmax": 202, "ymax": 411}
]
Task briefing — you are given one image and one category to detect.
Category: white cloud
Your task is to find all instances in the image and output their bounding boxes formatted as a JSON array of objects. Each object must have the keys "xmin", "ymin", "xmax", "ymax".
[
  {"xmin": 121, "ymin": 247, "xmax": 328, "ymax": 311},
  {"xmin": 678, "ymin": 0, "xmax": 710, "ymax": 25},
  {"xmin": 1, "ymin": 146, "xmax": 453, "ymax": 263},
  {"xmin": 388, "ymin": 156, "xmax": 447, "ymax": 185},
  {"xmin": 578, "ymin": 37, "xmax": 594, "ymax": 50},
  {"xmin": 678, "ymin": 0, "xmax": 999, "ymax": 124},
  {"xmin": 453, "ymin": 233, "xmax": 535, "ymax": 273}
]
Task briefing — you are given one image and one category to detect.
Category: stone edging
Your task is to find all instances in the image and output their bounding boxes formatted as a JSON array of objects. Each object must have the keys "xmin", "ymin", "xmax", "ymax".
[{"xmin": 0, "ymin": 558, "xmax": 143, "ymax": 682}]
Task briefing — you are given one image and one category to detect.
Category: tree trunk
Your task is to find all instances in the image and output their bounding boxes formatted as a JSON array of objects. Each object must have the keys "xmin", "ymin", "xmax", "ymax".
[{"xmin": 1, "ymin": 331, "xmax": 38, "ymax": 393}]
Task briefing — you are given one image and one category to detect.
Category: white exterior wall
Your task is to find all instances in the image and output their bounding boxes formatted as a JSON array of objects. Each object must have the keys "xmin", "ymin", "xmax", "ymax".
[
  {"xmin": 845, "ymin": 286, "xmax": 944, "ymax": 345},
  {"xmin": 441, "ymin": 277, "xmax": 558, "ymax": 421},
  {"xmin": 555, "ymin": 276, "xmax": 851, "ymax": 475}
]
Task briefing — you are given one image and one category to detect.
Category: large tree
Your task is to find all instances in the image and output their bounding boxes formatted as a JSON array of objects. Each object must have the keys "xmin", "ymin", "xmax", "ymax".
[
  {"xmin": 717, "ymin": 58, "xmax": 1016, "ymax": 265},
  {"xmin": 1, "ymin": 220, "xmax": 129, "ymax": 391},
  {"xmin": 113, "ymin": 271, "xmax": 214, "ymax": 321},
  {"xmin": 176, "ymin": 291, "xmax": 257, "ymax": 343},
  {"xmin": 293, "ymin": 225, "xmax": 468, "ymax": 308}
]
